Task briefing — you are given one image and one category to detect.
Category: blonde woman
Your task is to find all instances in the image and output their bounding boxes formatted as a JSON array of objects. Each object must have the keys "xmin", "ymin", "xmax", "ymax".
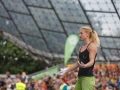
[
  {"xmin": 22, "ymin": 72, "xmax": 28, "ymax": 83},
  {"xmin": 59, "ymin": 26, "xmax": 100, "ymax": 90}
]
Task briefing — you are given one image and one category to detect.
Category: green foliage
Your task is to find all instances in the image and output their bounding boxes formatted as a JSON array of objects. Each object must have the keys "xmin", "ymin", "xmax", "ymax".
[{"xmin": 0, "ymin": 35, "xmax": 46, "ymax": 74}]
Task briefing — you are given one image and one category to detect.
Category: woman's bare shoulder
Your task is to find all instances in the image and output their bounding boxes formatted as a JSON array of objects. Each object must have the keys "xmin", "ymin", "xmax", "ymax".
[{"xmin": 88, "ymin": 43, "xmax": 97, "ymax": 51}]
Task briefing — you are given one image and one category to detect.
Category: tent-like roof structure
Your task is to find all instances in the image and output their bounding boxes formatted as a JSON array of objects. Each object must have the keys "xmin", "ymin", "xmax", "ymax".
[{"xmin": 0, "ymin": 0, "xmax": 120, "ymax": 64}]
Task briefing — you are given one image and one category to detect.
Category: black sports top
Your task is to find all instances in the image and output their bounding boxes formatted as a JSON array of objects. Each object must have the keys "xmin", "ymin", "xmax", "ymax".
[{"xmin": 78, "ymin": 43, "xmax": 97, "ymax": 77}]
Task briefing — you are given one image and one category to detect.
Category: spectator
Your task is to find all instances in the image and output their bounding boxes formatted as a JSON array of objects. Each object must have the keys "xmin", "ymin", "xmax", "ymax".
[
  {"xmin": 1, "ymin": 64, "xmax": 120, "ymax": 90},
  {"xmin": 4, "ymin": 75, "xmax": 12, "ymax": 84},
  {"xmin": 16, "ymin": 78, "xmax": 26, "ymax": 90},
  {"xmin": 26, "ymin": 82, "xmax": 32, "ymax": 90},
  {"xmin": 0, "ymin": 78, "xmax": 6, "ymax": 89},
  {"xmin": 22, "ymin": 72, "xmax": 28, "ymax": 83},
  {"xmin": 6, "ymin": 71, "xmax": 10, "ymax": 78},
  {"xmin": 59, "ymin": 78, "xmax": 68, "ymax": 90}
]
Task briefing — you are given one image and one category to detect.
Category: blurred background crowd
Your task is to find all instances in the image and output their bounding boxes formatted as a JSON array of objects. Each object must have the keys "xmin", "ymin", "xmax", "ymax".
[{"xmin": 0, "ymin": 64, "xmax": 120, "ymax": 90}]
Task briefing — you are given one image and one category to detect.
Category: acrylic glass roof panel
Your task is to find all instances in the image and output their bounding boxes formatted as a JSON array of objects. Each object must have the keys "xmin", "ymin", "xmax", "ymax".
[
  {"xmin": 80, "ymin": 0, "xmax": 115, "ymax": 11},
  {"xmin": 29, "ymin": 7, "xmax": 64, "ymax": 32},
  {"xmin": 99, "ymin": 37, "xmax": 108, "ymax": 48},
  {"xmin": 63, "ymin": 22, "xmax": 90, "ymax": 35},
  {"xmin": 103, "ymin": 49, "xmax": 120, "ymax": 61},
  {"xmin": 97, "ymin": 48, "xmax": 105, "ymax": 61},
  {"xmin": 110, "ymin": 49, "xmax": 119, "ymax": 56},
  {"xmin": 113, "ymin": 38, "xmax": 120, "ymax": 49},
  {"xmin": 105, "ymin": 37, "xmax": 117, "ymax": 49},
  {"xmin": 50, "ymin": 0, "xmax": 88, "ymax": 23},
  {"xmin": 110, "ymin": 49, "xmax": 120, "ymax": 60},
  {"xmin": 0, "ymin": 2, "xmax": 10, "ymax": 18},
  {"xmin": 114, "ymin": 0, "xmax": 120, "ymax": 16},
  {"xmin": 2, "ymin": 0, "xmax": 29, "ymax": 14},
  {"xmin": 102, "ymin": 49, "xmax": 112, "ymax": 60},
  {"xmin": 10, "ymin": 12, "xmax": 42, "ymax": 38},
  {"xmin": 42, "ymin": 30, "xmax": 67, "ymax": 53},
  {"xmin": 24, "ymin": 0, "xmax": 51, "ymax": 8},
  {"xmin": 86, "ymin": 12, "xmax": 120, "ymax": 36},
  {"xmin": 0, "ymin": 17, "xmax": 20, "ymax": 36},
  {"xmin": 22, "ymin": 34, "xmax": 50, "ymax": 53}
]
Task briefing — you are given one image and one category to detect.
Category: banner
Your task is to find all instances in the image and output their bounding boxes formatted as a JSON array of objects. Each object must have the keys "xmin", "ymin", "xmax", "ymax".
[
  {"xmin": 33, "ymin": 67, "xmax": 58, "ymax": 79},
  {"xmin": 64, "ymin": 34, "xmax": 79, "ymax": 65}
]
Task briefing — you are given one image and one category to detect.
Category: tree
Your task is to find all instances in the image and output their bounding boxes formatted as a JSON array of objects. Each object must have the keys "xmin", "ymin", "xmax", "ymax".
[{"xmin": 0, "ymin": 35, "xmax": 46, "ymax": 74}]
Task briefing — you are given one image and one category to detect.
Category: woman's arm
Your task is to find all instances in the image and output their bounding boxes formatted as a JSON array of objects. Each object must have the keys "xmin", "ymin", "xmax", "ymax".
[
  {"xmin": 60, "ymin": 47, "xmax": 81, "ymax": 77},
  {"xmin": 60, "ymin": 57, "xmax": 80, "ymax": 77},
  {"xmin": 64, "ymin": 60, "xmax": 79, "ymax": 74}
]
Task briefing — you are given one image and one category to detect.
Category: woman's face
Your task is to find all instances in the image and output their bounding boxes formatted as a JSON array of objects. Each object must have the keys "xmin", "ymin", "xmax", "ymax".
[{"xmin": 79, "ymin": 29, "xmax": 89, "ymax": 41}]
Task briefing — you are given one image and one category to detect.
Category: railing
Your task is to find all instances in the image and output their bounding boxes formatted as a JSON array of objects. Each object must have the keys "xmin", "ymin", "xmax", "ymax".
[{"xmin": 28, "ymin": 64, "xmax": 64, "ymax": 79}]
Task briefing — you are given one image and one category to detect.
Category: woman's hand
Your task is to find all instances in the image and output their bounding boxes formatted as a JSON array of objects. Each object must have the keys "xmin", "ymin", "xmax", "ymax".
[
  {"xmin": 57, "ymin": 70, "xmax": 66, "ymax": 76},
  {"xmin": 77, "ymin": 61, "xmax": 86, "ymax": 68},
  {"xmin": 57, "ymin": 69, "xmax": 67, "ymax": 79}
]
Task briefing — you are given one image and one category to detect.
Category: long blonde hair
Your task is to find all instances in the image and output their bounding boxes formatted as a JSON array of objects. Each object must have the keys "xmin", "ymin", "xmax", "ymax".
[{"xmin": 81, "ymin": 26, "xmax": 100, "ymax": 47}]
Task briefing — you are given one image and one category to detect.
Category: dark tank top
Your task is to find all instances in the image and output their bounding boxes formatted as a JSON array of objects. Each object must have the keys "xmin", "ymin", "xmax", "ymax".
[{"xmin": 78, "ymin": 43, "xmax": 97, "ymax": 77}]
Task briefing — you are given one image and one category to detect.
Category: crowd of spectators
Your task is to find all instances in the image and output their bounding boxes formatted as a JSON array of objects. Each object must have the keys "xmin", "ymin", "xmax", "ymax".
[
  {"xmin": 0, "ymin": 64, "xmax": 120, "ymax": 90},
  {"xmin": 93, "ymin": 64, "xmax": 120, "ymax": 90}
]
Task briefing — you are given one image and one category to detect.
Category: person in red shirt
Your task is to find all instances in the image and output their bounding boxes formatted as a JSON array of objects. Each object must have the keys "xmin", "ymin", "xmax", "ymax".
[{"xmin": 41, "ymin": 80, "xmax": 47, "ymax": 90}]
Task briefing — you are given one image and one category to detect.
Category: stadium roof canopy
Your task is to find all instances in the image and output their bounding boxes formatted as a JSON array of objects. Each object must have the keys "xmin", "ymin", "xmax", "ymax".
[{"xmin": 0, "ymin": 0, "xmax": 120, "ymax": 64}]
